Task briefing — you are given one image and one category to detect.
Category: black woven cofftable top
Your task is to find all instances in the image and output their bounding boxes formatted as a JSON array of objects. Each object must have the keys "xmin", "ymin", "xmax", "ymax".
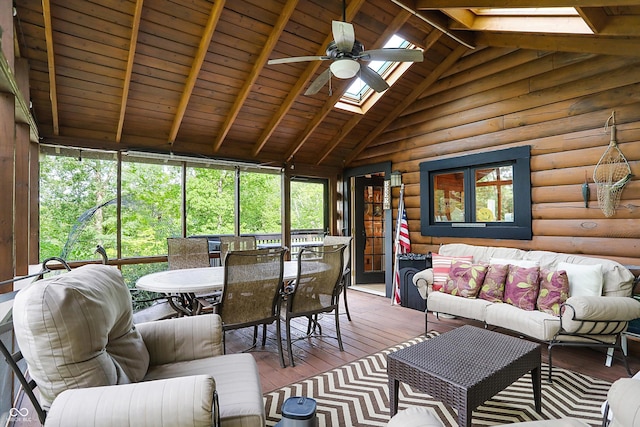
[{"xmin": 387, "ymin": 325, "xmax": 542, "ymax": 427}]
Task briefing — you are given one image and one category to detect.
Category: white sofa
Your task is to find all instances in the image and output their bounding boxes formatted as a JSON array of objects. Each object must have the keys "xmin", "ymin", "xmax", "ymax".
[{"xmin": 413, "ymin": 244, "xmax": 640, "ymax": 379}]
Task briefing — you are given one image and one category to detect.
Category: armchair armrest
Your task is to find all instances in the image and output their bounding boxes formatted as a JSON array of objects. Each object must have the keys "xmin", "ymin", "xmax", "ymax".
[
  {"xmin": 560, "ymin": 296, "xmax": 640, "ymax": 335},
  {"xmin": 137, "ymin": 314, "xmax": 223, "ymax": 366},
  {"xmin": 412, "ymin": 269, "xmax": 433, "ymax": 300},
  {"xmin": 45, "ymin": 375, "xmax": 216, "ymax": 427},
  {"xmin": 607, "ymin": 377, "xmax": 640, "ymax": 427}
]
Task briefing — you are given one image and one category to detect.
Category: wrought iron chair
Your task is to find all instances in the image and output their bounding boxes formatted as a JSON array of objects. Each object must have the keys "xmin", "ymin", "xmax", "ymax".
[
  {"xmin": 282, "ymin": 244, "xmax": 347, "ymax": 367},
  {"xmin": 219, "ymin": 236, "xmax": 257, "ymax": 265},
  {"xmin": 323, "ymin": 235, "xmax": 353, "ymax": 321},
  {"xmin": 212, "ymin": 247, "xmax": 287, "ymax": 367}
]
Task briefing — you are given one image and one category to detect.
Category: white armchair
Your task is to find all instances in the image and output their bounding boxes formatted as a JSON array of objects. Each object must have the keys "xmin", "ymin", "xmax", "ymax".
[{"xmin": 11, "ymin": 264, "xmax": 264, "ymax": 427}]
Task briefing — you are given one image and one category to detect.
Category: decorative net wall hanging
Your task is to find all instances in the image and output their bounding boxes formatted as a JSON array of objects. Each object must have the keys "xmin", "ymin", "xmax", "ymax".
[{"xmin": 593, "ymin": 111, "xmax": 632, "ymax": 217}]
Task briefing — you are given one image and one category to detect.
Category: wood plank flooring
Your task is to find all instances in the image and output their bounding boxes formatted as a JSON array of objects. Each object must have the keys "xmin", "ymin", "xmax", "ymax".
[{"xmin": 224, "ymin": 288, "xmax": 640, "ymax": 393}]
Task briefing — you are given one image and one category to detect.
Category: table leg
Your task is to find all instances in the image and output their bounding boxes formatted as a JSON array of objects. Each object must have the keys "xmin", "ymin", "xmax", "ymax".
[
  {"xmin": 458, "ymin": 403, "xmax": 472, "ymax": 427},
  {"xmin": 531, "ymin": 366, "xmax": 542, "ymax": 413},
  {"xmin": 389, "ymin": 378, "xmax": 399, "ymax": 416}
]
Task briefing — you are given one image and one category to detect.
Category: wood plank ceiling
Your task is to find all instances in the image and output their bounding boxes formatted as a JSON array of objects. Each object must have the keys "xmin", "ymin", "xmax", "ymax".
[{"xmin": 12, "ymin": 0, "xmax": 640, "ymax": 171}]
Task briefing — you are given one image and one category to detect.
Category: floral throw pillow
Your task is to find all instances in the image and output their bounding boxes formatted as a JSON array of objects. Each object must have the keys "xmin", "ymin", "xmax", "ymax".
[
  {"xmin": 503, "ymin": 265, "xmax": 541, "ymax": 311},
  {"xmin": 478, "ymin": 263, "xmax": 509, "ymax": 302},
  {"xmin": 431, "ymin": 254, "xmax": 473, "ymax": 292},
  {"xmin": 441, "ymin": 260, "xmax": 488, "ymax": 298},
  {"xmin": 537, "ymin": 268, "xmax": 570, "ymax": 316}
]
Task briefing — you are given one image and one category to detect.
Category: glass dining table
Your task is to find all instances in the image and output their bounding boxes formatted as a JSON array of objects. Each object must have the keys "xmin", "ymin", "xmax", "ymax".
[{"xmin": 136, "ymin": 260, "xmax": 299, "ymax": 316}]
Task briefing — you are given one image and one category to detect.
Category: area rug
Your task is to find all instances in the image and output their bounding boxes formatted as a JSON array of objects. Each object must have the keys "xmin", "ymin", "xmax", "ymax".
[{"xmin": 263, "ymin": 332, "xmax": 611, "ymax": 426}]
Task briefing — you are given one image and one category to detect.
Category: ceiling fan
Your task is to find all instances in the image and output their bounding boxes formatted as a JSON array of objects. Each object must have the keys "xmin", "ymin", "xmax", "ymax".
[{"xmin": 267, "ymin": 1, "xmax": 423, "ymax": 95}]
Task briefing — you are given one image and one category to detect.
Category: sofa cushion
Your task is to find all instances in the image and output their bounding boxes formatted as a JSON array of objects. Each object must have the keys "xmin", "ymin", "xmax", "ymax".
[
  {"xmin": 478, "ymin": 263, "xmax": 509, "ymax": 302},
  {"xmin": 431, "ymin": 254, "xmax": 473, "ymax": 291},
  {"xmin": 442, "ymin": 260, "xmax": 487, "ymax": 298},
  {"xmin": 558, "ymin": 262, "xmax": 603, "ymax": 297},
  {"xmin": 13, "ymin": 264, "xmax": 150, "ymax": 409},
  {"xmin": 490, "ymin": 257, "xmax": 540, "ymax": 269},
  {"xmin": 427, "ymin": 292, "xmax": 493, "ymax": 322},
  {"xmin": 504, "ymin": 265, "xmax": 541, "ymax": 311},
  {"xmin": 537, "ymin": 268, "xmax": 570, "ymax": 316},
  {"xmin": 485, "ymin": 303, "xmax": 561, "ymax": 341}
]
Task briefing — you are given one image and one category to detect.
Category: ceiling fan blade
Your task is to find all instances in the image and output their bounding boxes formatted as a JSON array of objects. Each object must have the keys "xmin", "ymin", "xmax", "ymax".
[
  {"xmin": 359, "ymin": 64, "xmax": 389, "ymax": 93},
  {"xmin": 305, "ymin": 69, "xmax": 332, "ymax": 95},
  {"xmin": 268, "ymin": 56, "xmax": 328, "ymax": 65},
  {"xmin": 359, "ymin": 49, "xmax": 424, "ymax": 63},
  {"xmin": 332, "ymin": 20, "xmax": 355, "ymax": 53}
]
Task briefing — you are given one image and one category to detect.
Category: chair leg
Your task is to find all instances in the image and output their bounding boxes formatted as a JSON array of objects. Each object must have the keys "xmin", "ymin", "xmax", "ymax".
[
  {"xmin": 252, "ymin": 325, "xmax": 258, "ymax": 347},
  {"xmin": 335, "ymin": 306, "xmax": 344, "ymax": 351},
  {"xmin": 286, "ymin": 317, "xmax": 295, "ymax": 367},
  {"xmin": 276, "ymin": 316, "xmax": 285, "ymax": 368},
  {"xmin": 342, "ymin": 280, "xmax": 352, "ymax": 321},
  {"xmin": 262, "ymin": 324, "xmax": 267, "ymax": 347}
]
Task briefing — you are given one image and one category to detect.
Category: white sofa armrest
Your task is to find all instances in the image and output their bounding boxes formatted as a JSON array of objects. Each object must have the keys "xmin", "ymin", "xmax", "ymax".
[
  {"xmin": 608, "ymin": 377, "xmax": 640, "ymax": 427},
  {"xmin": 560, "ymin": 296, "xmax": 640, "ymax": 335},
  {"xmin": 412, "ymin": 269, "xmax": 433, "ymax": 300},
  {"xmin": 45, "ymin": 375, "xmax": 216, "ymax": 427},
  {"xmin": 137, "ymin": 314, "xmax": 223, "ymax": 366}
]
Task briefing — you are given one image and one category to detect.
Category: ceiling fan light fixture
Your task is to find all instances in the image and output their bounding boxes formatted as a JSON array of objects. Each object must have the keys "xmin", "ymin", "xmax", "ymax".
[{"xmin": 330, "ymin": 59, "xmax": 360, "ymax": 79}]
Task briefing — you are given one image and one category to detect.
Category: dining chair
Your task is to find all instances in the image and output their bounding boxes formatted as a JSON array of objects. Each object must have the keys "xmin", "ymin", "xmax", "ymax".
[
  {"xmin": 323, "ymin": 235, "xmax": 353, "ymax": 321},
  {"xmin": 219, "ymin": 235, "xmax": 257, "ymax": 265},
  {"xmin": 282, "ymin": 244, "xmax": 347, "ymax": 367},
  {"xmin": 167, "ymin": 237, "xmax": 214, "ymax": 315},
  {"xmin": 214, "ymin": 247, "xmax": 287, "ymax": 368}
]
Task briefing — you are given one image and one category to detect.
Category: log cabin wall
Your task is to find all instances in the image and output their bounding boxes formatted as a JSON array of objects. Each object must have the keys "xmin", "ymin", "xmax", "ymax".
[{"xmin": 352, "ymin": 47, "xmax": 640, "ymax": 269}]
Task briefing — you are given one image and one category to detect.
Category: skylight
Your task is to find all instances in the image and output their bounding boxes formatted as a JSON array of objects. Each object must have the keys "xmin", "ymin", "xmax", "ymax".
[{"xmin": 336, "ymin": 35, "xmax": 418, "ymax": 113}]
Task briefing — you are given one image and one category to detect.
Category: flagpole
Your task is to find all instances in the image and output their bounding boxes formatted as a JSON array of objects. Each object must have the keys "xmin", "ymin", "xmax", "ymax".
[{"xmin": 391, "ymin": 183, "xmax": 405, "ymax": 305}]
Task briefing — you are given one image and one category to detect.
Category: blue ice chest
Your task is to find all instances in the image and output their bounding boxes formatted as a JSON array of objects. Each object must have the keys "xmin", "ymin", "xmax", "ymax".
[{"xmin": 275, "ymin": 397, "xmax": 317, "ymax": 427}]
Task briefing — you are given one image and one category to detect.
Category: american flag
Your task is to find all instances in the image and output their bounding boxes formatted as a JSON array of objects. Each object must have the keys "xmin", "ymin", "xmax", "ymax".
[{"xmin": 393, "ymin": 205, "xmax": 410, "ymax": 305}]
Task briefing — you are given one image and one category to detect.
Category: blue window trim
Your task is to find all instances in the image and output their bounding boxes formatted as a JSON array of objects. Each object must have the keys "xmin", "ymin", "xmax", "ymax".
[{"xmin": 419, "ymin": 146, "xmax": 532, "ymax": 240}]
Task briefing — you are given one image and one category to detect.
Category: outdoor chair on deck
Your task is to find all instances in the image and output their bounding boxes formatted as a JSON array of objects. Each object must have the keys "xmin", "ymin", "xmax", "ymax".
[
  {"xmin": 6, "ymin": 263, "xmax": 265, "ymax": 427},
  {"xmin": 323, "ymin": 235, "xmax": 353, "ymax": 321},
  {"xmin": 282, "ymin": 244, "xmax": 347, "ymax": 367},
  {"xmin": 219, "ymin": 236, "xmax": 257, "ymax": 265},
  {"xmin": 167, "ymin": 237, "xmax": 216, "ymax": 315},
  {"xmin": 212, "ymin": 247, "xmax": 287, "ymax": 367}
]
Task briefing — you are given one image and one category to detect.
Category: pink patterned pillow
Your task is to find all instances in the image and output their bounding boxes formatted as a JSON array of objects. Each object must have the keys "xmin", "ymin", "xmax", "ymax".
[
  {"xmin": 431, "ymin": 253, "xmax": 473, "ymax": 291},
  {"xmin": 503, "ymin": 265, "xmax": 541, "ymax": 311},
  {"xmin": 478, "ymin": 263, "xmax": 509, "ymax": 302},
  {"xmin": 537, "ymin": 268, "xmax": 569, "ymax": 316},
  {"xmin": 441, "ymin": 261, "xmax": 488, "ymax": 298}
]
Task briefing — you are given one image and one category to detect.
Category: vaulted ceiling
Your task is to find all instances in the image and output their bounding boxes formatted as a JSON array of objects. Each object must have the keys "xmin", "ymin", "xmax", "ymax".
[{"xmin": 12, "ymin": 0, "xmax": 640, "ymax": 171}]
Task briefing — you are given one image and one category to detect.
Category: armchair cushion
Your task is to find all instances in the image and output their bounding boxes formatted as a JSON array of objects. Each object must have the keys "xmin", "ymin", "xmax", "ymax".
[
  {"xmin": 136, "ymin": 314, "xmax": 223, "ymax": 366},
  {"xmin": 13, "ymin": 264, "xmax": 149, "ymax": 409},
  {"xmin": 608, "ymin": 377, "xmax": 640, "ymax": 427},
  {"xmin": 45, "ymin": 375, "xmax": 215, "ymax": 427}
]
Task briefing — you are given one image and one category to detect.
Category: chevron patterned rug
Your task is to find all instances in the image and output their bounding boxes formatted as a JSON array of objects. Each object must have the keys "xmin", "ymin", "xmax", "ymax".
[{"xmin": 263, "ymin": 332, "xmax": 611, "ymax": 426}]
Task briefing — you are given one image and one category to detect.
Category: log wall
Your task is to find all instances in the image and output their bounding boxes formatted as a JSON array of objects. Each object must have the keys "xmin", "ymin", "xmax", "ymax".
[{"xmin": 354, "ymin": 48, "xmax": 640, "ymax": 269}]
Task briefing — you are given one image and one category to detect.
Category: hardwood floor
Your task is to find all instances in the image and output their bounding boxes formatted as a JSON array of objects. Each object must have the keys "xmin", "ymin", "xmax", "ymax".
[{"xmin": 224, "ymin": 288, "xmax": 640, "ymax": 393}]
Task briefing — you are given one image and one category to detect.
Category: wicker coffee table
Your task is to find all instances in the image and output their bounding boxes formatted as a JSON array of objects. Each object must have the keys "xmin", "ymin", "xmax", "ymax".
[{"xmin": 388, "ymin": 325, "xmax": 541, "ymax": 427}]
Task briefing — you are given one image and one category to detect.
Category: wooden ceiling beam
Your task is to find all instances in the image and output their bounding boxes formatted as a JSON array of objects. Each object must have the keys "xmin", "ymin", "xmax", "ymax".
[
  {"xmin": 441, "ymin": 8, "xmax": 476, "ymax": 29},
  {"xmin": 475, "ymin": 31, "xmax": 640, "ymax": 57},
  {"xmin": 251, "ymin": 0, "xmax": 367, "ymax": 157},
  {"xmin": 212, "ymin": 0, "xmax": 299, "ymax": 153},
  {"xmin": 42, "ymin": 0, "xmax": 59, "ymax": 135},
  {"xmin": 576, "ymin": 7, "xmax": 609, "ymax": 33},
  {"xmin": 168, "ymin": 0, "xmax": 226, "ymax": 145},
  {"xmin": 345, "ymin": 45, "xmax": 469, "ymax": 165},
  {"xmin": 284, "ymin": 9, "xmax": 412, "ymax": 162},
  {"xmin": 116, "ymin": 0, "xmax": 144, "ymax": 143},
  {"xmin": 316, "ymin": 29, "xmax": 446, "ymax": 166}
]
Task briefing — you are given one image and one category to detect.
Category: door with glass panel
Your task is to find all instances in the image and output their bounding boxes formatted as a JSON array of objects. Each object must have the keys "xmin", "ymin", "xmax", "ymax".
[{"xmin": 354, "ymin": 175, "xmax": 385, "ymax": 284}]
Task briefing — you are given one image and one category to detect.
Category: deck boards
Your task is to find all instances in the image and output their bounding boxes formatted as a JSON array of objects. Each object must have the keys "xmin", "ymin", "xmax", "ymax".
[{"xmin": 223, "ymin": 288, "xmax": 640, "ymax": 393}]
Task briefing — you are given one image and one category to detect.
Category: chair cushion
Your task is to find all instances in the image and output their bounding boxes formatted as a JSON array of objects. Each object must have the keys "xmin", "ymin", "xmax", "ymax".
[
  {"xmin": 13, "ymin": 264, "xmax": 149, "ymax": 409},
  {"xmin": 144, "ymin": 353, "xmax": 265, "ymax": 427}
]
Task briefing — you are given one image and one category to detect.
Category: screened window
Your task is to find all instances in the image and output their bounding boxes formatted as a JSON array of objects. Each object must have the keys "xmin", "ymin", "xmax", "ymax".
[{"xmin": 420, "ymin": 146, "xmax": 531, "ymax": 240}]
